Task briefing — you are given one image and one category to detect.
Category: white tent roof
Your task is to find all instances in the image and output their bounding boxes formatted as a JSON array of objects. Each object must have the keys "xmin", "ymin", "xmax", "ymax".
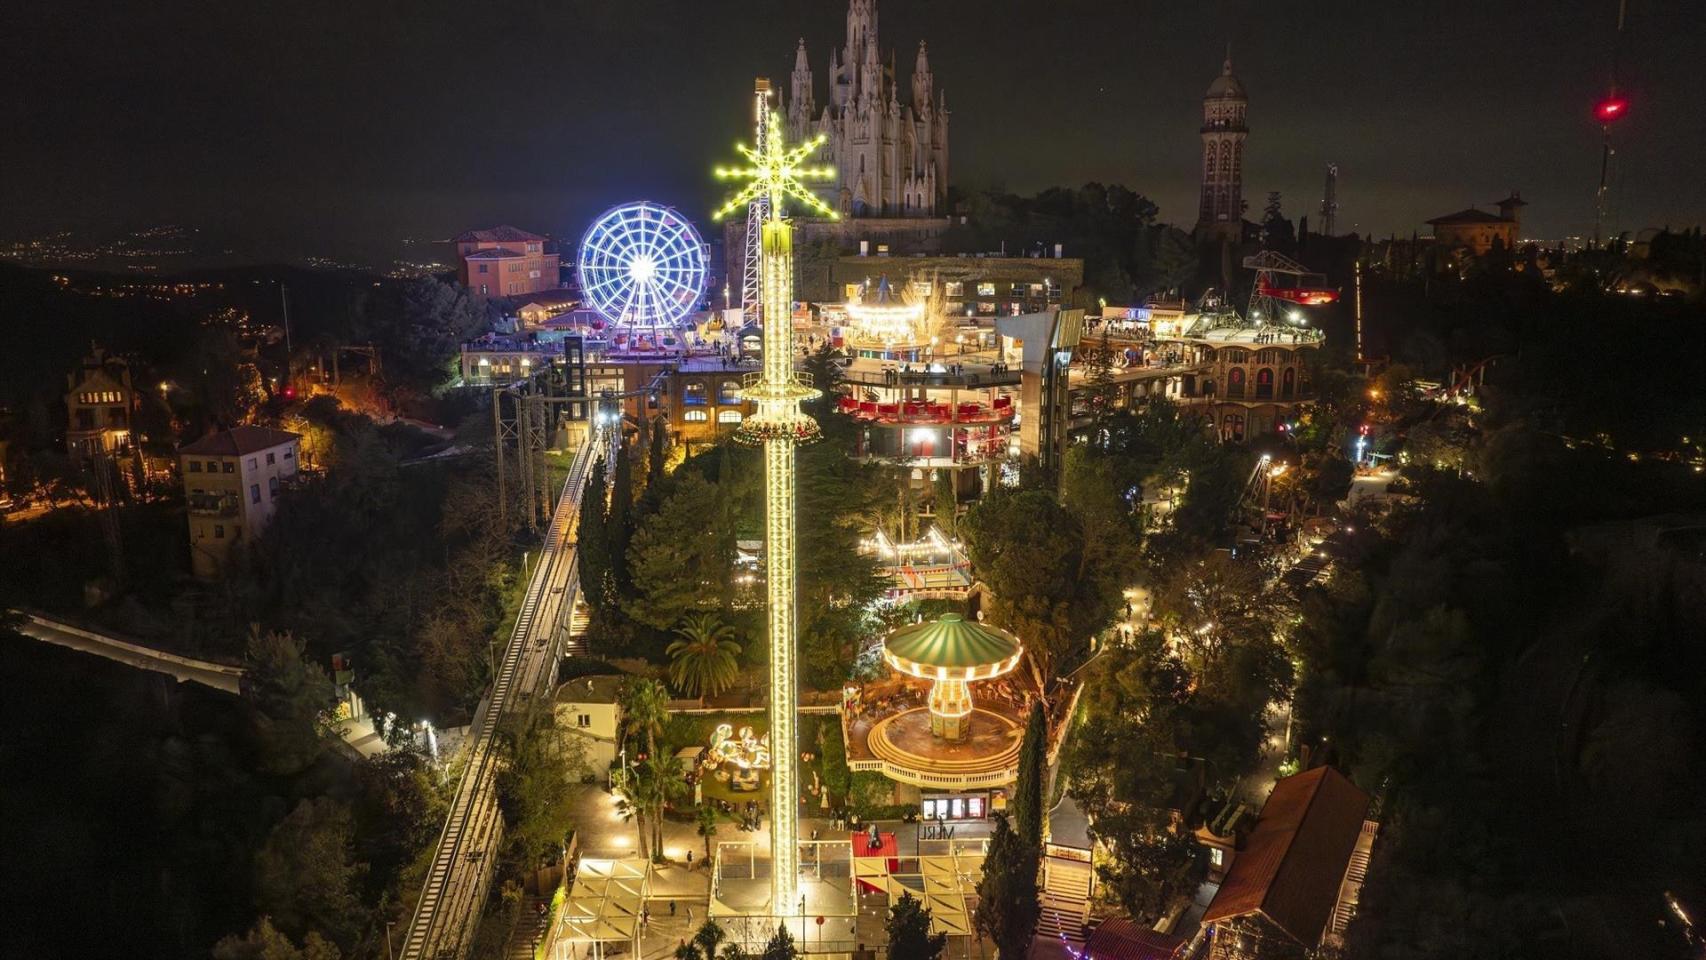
[{"xmin": 560, "ymin": 858, "xmax": 651, "ymax": 945}]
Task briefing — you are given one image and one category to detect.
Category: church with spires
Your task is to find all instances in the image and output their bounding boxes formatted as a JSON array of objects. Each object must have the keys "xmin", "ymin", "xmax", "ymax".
[{"xmin": 782, "ymin": 0, "xmax": 950, "ymax": 218}]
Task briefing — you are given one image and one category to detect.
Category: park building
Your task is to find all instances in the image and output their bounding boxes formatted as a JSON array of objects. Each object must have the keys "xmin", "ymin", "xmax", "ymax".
[
  {"xmin": 452, "ymin": 225, "xmax": 561, "ymax": 297},
  {"xmin": 178, "ymin": 425, "xmax": 301, "ymax": 578},
  {"xmin": 805, "ymin": 249, "xmax": 1084, "ymax": 317},
  {"xmin": 64, "ymin": 346, "xmax": 139, "ymax": 461},
  {"xmin": 553, "ymin": 674, "xmax": 626, "ymax": 774},
  {"xmin": 1088, "ymin": 297, "xmax": 1323, "ymax": 442},
  {"xmin": 459, "ymin": 333, "xmax": 566, "ymax": 386},
  {"xmin": 1426, "ymin": 191, "xmax": 1526, "ymax": 257},
  {"xmin": 1199, "ymin": 766, "xmax": 1376, "ymax": 960}
]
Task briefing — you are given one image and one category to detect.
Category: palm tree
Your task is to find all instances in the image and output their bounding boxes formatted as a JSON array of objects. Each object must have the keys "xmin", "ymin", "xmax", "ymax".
[
  {"xmin": 695, "ymin": 802, "xmax": 719, "ymax": 864},
  {"xmin": 667, "ymin": 614, "xmax": 743, "ymax": 705},
  {"xmin": 620, "ymin": 677, "xmax": 670, "ymax": 760},
  {"xmin": 613, "ymin": 768, "xmax": 651, "ymax": 861},
  {"xmin": 636, "ymin": 754, "xmax": 686, "ymax": 860}
]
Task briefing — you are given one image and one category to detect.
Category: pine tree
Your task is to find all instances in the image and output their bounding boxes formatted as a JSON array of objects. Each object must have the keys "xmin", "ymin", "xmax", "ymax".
[
  {"xmin": 1088, "ymin": 329, "xmax": 1117, "ymax": 426},
  {"xmin": 886, "ymin": 892, "xmax": 947, "ymax": 960},
  {"xmin": 1012, "ymin": 700, "xmax": 1047, "ymax": 847},
  {"xmin": 759, "ymin": 923, "xmax": 798, "ymax": 960},
  {"xmin": 576, "ymin": 458, "xmax": 611, "ymax": 612}
]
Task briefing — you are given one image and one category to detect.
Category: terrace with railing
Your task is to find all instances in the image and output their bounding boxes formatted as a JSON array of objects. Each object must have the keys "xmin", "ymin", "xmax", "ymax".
[{"xmin": 838, "ymin": 394, "xmax": 1015, "ymax": 425}]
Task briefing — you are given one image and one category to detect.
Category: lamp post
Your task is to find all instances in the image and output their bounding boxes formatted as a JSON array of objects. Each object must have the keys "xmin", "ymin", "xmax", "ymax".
[{"xmin": 712, "ymin": 80, "xmax": 836, "ymax": 915}]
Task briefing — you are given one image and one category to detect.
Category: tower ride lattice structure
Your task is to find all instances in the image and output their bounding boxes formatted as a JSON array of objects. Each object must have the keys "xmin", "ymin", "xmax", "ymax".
[
  {"xmin": 712, "ymin": 84, "xmax": 837, "ymax": 914},
  {"xmin": 739, "ymin": 80, "xmax": 772, "ymax": 324}
]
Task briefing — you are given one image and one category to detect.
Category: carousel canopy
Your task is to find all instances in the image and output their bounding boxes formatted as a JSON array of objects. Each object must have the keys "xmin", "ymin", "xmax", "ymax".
[
  {"xmin": 847, "ymin": 276, "xmax": 925, "ymax": 345},
  {"xmin": 883, "ymin": 614, "xmax": 1022, "ymax": 678}
]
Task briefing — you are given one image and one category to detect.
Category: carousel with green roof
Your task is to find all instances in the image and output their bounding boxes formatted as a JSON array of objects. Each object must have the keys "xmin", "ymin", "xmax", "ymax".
[
  {"xmin": 883, "ymin": 613, "xmax": 1023, "ymax": 740},
  {"xmin": 852, "ymin": 613, "xmax": 1029, "ymax": 788}
]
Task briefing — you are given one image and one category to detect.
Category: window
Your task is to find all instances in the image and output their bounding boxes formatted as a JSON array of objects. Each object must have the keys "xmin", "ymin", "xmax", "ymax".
[
  {"xmin": 1226, "ymin": 367, "xmax": 1246, "ymax": 399},
  {"xmin": 976, "ymin": 282, "xmax": 996, "ymax": 297},
  {"xmin": 214, "ymin": 525, "xmax": 225, "ymax": 539},
  {"xmin": 944, "ymin": 281, "xmax": 964, "ymax": 298},
  {"xmin": 188, "ymin": 461, "xmax": 202, "ymax": 473},
  {"xmin": 247, "ymin": 457, "xmax": 257, "ymax": 471},
  {"xmin": 283, "ymin": 449, "xmax": 294, "ymax": 460},
  {"xmin": 250, "ymin": 484, "xmax": 261, "ymax": 504},
  {"xmin": 1255, "ymin": 368, "xmax": 1275, "ymax": 400},
  {"xmin": 478, "ymin": 263, "xmax": 489, "ymax": 274},
  {"xmin": 717, "ymin": 410, "xmax": 742, "ymax": 424},
  {"xmin": 577, "ymin": 714, "xmax": 591, "ymax": 727},
  {"xmin": 683, "ymin": 380, "xmax": 708, "ymax": 405},
  {"xmin": 1210, "ymin": 847, "xmax": 1225, "ymax": 868},
  {"xmin": 222, "ymin": 461, "xmax": 235, "ymax": 474},
  {"xmin": 266, "ymin": 452, "xmax": 276, "ymax": 465},
  {"xmin": 683, "ymin": 409, "xmax": 709, "ymax": 422},
  {"xmin": 717, "ymin": 380, "xmax": 741, "ymax": 405},
  {"xmin": 268, "ymin": 476, "xmax": 280, "ymax": 497}
]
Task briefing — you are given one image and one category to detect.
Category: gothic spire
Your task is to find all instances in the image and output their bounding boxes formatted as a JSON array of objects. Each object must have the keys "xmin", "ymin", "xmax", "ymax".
[{"xmin": 790, "ymin": 37, "xmax": 814, "ymax": 119}]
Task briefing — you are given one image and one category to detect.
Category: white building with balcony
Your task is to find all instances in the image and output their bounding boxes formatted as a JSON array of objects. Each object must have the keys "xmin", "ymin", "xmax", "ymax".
[{"xmin": 178, "ymin": 426, "xmax": 301, "ymax": 578}]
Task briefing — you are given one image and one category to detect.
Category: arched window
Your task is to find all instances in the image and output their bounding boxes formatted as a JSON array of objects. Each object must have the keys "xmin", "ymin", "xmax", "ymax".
[
  {"xmin": 1226, "ymin": 367, "xmax": 1246, "ymax": 399},
  {"xmin": 1281, "ymin": 367, "xmax": 1296, "ymax": 399},
  {"xmin": 717, "ymin": 380, "xmax": 741, "ymax": 405},
  {"xmin": 1221, "ymin": 413, "xmax": 1245, "ymax": 442},
  {"xmin": 1202, "ymin": 378, "xmax": 1216, "ymax": 397},
  {"xmin": 1255, "ymin": 368, "xmax": 1274, "ymax": 399},
  {"xmin": 683, "ymin": 380, "xmax": 708, "ymax": 405}
]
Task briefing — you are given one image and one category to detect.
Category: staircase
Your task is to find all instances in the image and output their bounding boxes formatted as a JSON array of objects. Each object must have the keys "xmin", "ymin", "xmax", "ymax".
[
  {"xmin": 1328, "ymin": 820, "xmax": 1378, "ymax": 941},
  {"xmin": 1038, "ymin": 858, "xmax": 1093, "ymax": 945},
  {"xmin": 505, "ymin": 894, "xmax": 550, "ymax": 960},
  {"xmin": 560, "ymin": 601, "xmax": 591, "ymax": 659}
]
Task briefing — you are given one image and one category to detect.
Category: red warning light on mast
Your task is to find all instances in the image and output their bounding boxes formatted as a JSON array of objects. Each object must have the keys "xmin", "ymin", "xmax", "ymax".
[{"xmin": 1595, "ymin": 97, "xmax": 1628, "ymax": 124}]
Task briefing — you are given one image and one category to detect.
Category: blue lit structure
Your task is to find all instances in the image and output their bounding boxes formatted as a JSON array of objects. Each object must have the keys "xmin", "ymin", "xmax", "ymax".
[{"xmin": 577, "ymin": 201, "xmax": 708, "ymax": 336}]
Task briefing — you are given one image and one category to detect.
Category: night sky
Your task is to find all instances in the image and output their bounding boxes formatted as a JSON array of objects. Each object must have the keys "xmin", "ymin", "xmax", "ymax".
[{"xmin": 5, "ymin": 0, "xmax": 1702, "ymax": 261}]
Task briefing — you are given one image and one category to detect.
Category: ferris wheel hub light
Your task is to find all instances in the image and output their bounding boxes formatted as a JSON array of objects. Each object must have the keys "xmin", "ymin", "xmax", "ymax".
[{"xmin": 630, "ymin": 256, "xmax": 656, "ymax": 282}]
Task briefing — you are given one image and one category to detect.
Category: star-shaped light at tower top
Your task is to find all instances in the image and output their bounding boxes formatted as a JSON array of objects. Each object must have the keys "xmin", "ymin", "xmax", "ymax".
[{"xmin": 712, "ymin": 113, "xmax": 839, "ymax": 223}]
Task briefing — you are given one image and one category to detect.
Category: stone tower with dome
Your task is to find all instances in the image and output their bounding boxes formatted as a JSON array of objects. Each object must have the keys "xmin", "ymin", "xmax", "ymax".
[{"xmin": 1196, "ymin": 51, "xmax": 1249, "ymax": 243}]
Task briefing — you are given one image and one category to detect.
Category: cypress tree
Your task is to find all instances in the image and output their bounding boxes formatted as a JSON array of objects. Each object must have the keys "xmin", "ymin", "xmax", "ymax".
[
  {"xmin": 609, "ymin": 442, "xmax": 635, "ymax": 593},
  {"xmin": 973, "ymin": 814, "xmax": 1040, "ymax": 959},
  {"xmin": 648, "ymin": 415, "xmax": 668, "ymax": 487},
  {"xmin": 576, "ymin": 458, "xmax": 610, "ymax": 612},
  {"xmin": 932, "ymin": 468, "xmax": 956, "ymax": 536},
  {"xmin": 1012, "ymin": 700, "xmax": 1047, "ymax": 847}
]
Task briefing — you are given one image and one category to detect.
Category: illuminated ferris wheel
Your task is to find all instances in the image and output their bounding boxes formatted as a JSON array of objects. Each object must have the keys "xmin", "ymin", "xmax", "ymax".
[{"xmin": 576, "ymin": 201, "xmax": 708, "ymax": 331}]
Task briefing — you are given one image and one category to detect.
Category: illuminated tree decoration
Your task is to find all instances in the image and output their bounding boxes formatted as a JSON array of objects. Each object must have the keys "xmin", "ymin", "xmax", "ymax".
[
  {"xmin": 577, "ymin": 201, "xmax": 708, "ymax": 332},
  {"xmin": 710, "ymin": 104, "xmax": 836, "ymax": 914}
]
